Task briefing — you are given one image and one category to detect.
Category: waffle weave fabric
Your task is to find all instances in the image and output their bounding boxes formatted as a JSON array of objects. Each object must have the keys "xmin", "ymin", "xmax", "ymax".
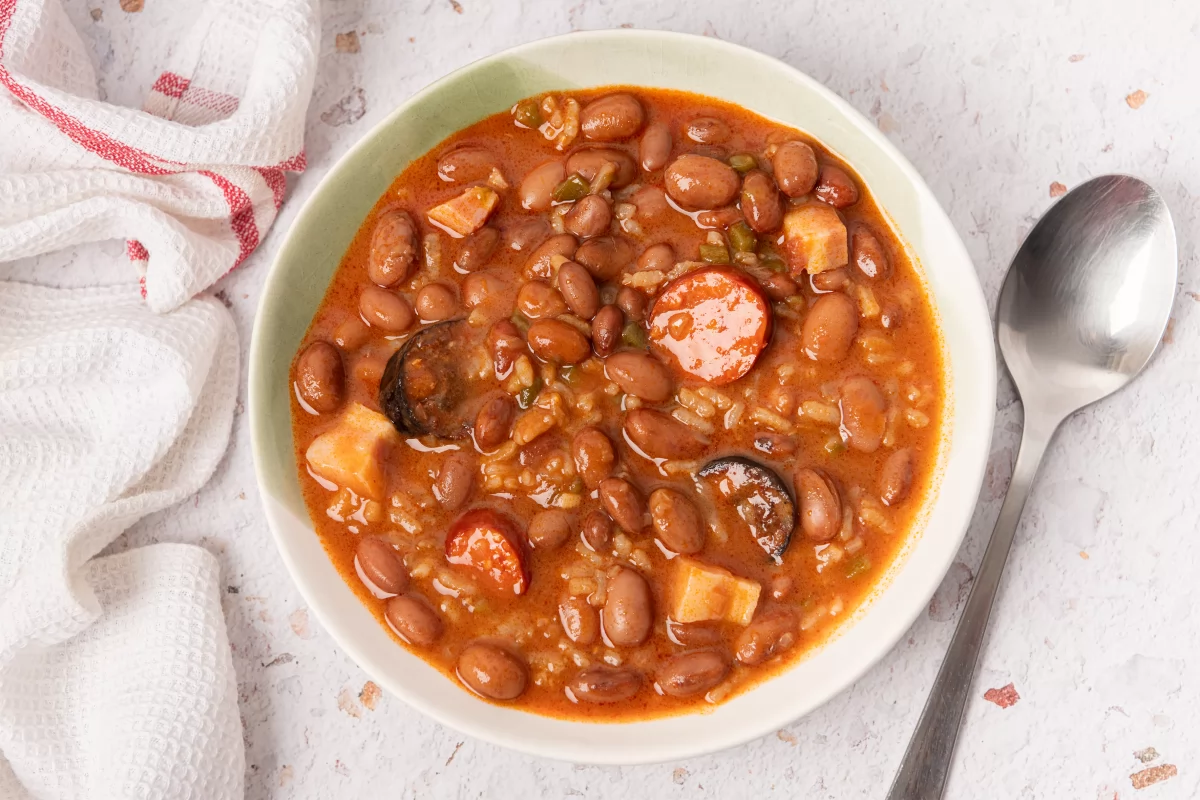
[{"xmin": 0, "ymin": 0, "xmax": 319, "ymax": 796}]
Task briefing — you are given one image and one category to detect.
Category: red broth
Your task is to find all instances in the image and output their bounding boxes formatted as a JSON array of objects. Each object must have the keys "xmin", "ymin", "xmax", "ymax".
[{"xmin": 290, "ymin": 87, "xmax": 944, "ymax": 720}]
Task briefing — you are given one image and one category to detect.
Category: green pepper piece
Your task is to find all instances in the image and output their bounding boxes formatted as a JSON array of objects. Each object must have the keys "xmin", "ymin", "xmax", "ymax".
[
  {"xmin": 698, "ymin": 243, "xmax": 731, "ymax": 265},
  {"xmin": 509, "ymin": 312, "xmax": 531, "ymax": 334},
  {"xmin": 728, "ymin": 153, "xmax": 757, "ymax": 173},
  {"xmin": 845, "ymin": 554, "xmax": 872, "ymax": 579},
  {"xmin": 621, "ymin": 322, "xmax": 648, "ymax": 349},
  {"xmin": 823, "ymin": 436, "xmax": 846, "ymax": 456},
  {"xmin": 514, "ymin": 99, "xmax": 543, "ymax": 129},
  {"xmin": 517, "ymin": 374, "xmax": 543, "ymax": 409},
  {"xmin": 757, "ymin": 241, "xmax": 787, "ymax": 272},
  {"xmin": 552, "ymin": 174, "xmax": 590, "ymax": 203},
  {"xmin": 761, "ymin": 254, "xmax": 787, "ymax": 272},
  {"xmin": 568, "ymin": 476, "xmax": 585, "ymax": 494},
  {"xmin": 728, "ymin": 221, "xmax": 757, "ymax": 253}
]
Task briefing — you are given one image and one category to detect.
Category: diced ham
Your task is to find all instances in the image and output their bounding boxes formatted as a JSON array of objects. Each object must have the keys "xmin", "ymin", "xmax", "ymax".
[
  {"xmin": 782, "ymin": 202, "xmax": 848, "ymax": 275},
  {"xmin": 427, "ymin": 186, "xmax": 500, "ymax": 237},
  {"xmin": 671, "ymin": 557, "xmax": 761, "ymax": 625},
  {"xmin": 305, "ymin": 403, "xmax": 399, "ymax": 500}
]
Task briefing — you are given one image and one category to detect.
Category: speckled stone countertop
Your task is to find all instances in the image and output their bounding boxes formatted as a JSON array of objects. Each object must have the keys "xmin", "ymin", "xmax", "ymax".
[{"xmin": 9, "ymin": 0, "xmax": 1200, "ymax": 797}]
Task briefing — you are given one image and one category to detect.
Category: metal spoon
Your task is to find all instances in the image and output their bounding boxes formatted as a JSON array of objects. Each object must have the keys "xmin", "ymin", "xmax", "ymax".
[{"xmin": 886, "ymin": 175, "xmax": 1178, "ymax": 799}]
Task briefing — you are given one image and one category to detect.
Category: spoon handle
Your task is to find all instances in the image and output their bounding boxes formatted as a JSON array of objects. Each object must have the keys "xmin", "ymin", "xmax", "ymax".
[{"xmin": 885, "ymin": 411, "xmax": 1056, "ymax": 800}]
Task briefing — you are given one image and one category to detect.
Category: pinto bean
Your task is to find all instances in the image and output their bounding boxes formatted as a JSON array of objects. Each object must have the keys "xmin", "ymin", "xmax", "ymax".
[
  {"xmin": 839, "ymin": 376, "xmax": 887, "ymax": 453},
  {"xmin": 666, "ymin": 620, "xmax": 724, "ymax": 647},
  {"xmin": 648, "ymin": 488, "xmax": 704, "ymax": 554},
  {"xmin": 630, "ymin": 185, "xmax": 680, "ymax": 225},
  {"xmin": 528, "ymin": 509, "xmax": 573, "ymax": 550},
  {"xmin": 740, "ymin": 170, "xmax": 784, "ymax": 233},
  {"xmin": 385, "ymin": 594, "xmax": 443, "ymax": 646},
  {"xmin": 437, "ymin": 145, "xmax": 499, "ymax": 183},
  {"xmin": 759, "ymin": 271, "xmax": 799, "ymax": 302},
  {"xmin": 604, "ymin": 351, "xmax": 672, "ymax": 402},
  {"xmin": 753, "ymin": 432, "xmax": 797, "ymax": 458},
  {"xmin": 332, "ymin": 317, "xmax": 369, "ymax": 352},
  {"xmin": 637, "ymin": 242, "xmax": 675, "ymax": 273},
  {"xmin": 433, "ymin": 451, "xmax": 475, "ymax": 510},
  {"xmin": 564, "ymin": 195, "xmax": 612, "ymax": 239},
  {"xmin": 516, "ymin": 280, "xmax": 568, "ymax": 319},
  {"xmin": 880, "ymin": 448, "xmax": 915, "ymax": 506},
  {"xmin": 461, "ymin": 270, "xmax": 500, "ymax": 309},
  {"xmin": 555, "ymin": 261, "xmax": 600, "ymax": 320},
  {"xmin": 616, "ymin": 287, "xmax": 648, "ymax": 322},
  {"xmin": 814, "ymin": 164, "xmax": 860, "ymax": 208},
  {"xmin": 581, "ymin": 509, "xmax": 612, "ymax": 551},
  {"xmin": 415, "ymin": 283, "xmax": 458, "ymax": 321},
  {"xmin": 602, "ymin": 568, "xmax": 653, "ymax": 646},
  {"xmin": 684, "ymin": 117, "xmax": 731, "ymax": 144},
  {"xmin": 504, "ymin": 217, "xmax": 551, "ymax": 254},
  {"xmin": 368, "ymin": 209, "xmax": 418, "ymax": 287},
  {"xmin": 474, "ymin": 395, "xmax": 515, "ymax": 451},
  {"xmin": 559, "ymin": 595, "xmax": 600, "ymax": 645},
  {"xmin": 353, "ymin": 352, "xmax": 388, "ymax": 388},
  {"xmin": 639, "ymin": 120, "xmax": 672, "ymax": 171},
  {"xmin": 801, "ymin": 292, "xmax": 859, "ymax": 362},
  {"xmin": 771, "ymin": 140, "xmax": 819, "ymax": 198},
  {"xmin": 356, "ymin": 537, "xmax": 408, "ymax": 596},
  {"xmin": 794, "ymin": 468, "xmax": 841, "ymax": 542},
  {"xmin": 591, "ymin": 304, "xmax": 624, "ymax": 357},
  {"xmin": 735, "ymin": 610, "xmax": 798, "ymax": 665},
  {"xmin": 295, "ymin": 341, "xmax": 344, "ymax": 413},
  {"xmin": 524, "ymin": 233, "xmax": 578, "ymax": 279},
  {"xmin": 454, "ymin": 226, "xmax": 500, "ymax": 272},
  {"xmin": 664, "ymin": 155, "xmax": 740, "ymax": 210},
  {"xmin": 457, "ymin": 641, "xmax": 528, "ymax": 700},
  {"xmin": 359, "ymin": 286, "xmax": 415, "ymax": 333},
  {"xmin": 526, "ymin": 318, "xmax": 590, "ymax": 364},
  {"xmin": 571, "ymin": 427, "xmax": 615, "ymax": 490},
  {"xmin": 810, "ymin": 267, "xmax": 850, "ymax": 293},
  {"xmin": 580, "ymin": 93, "xmax": 645, "ymax": 141},
  {"xmin": 565, "ymin": 147, "xmax": 637, "ymax": 189},
  {"xmin": 599, "ymin": 477, "xmax": 648, "ymax": 534},
  {"xmin": 488, "ymin": 319, "xmax": 526, "ymax": 378},
  {"xmin": 568, "ymin": 666, "xmax": 642, "ymax": 704},
  {"xmin": 574, "ymin": 236, "xmax": 634, "ymax": 281},
  {"xmin": 520, "ymin": 160, "xmax": 566, "ymax": 212},
  {"xmin": 850, "ymin": 223, "xmax": 891, "ymax": 281},
  {"xmin": 623, "ymin": 409, "xmax": 707, "ymax": 460},
  {"xmin": 695, "ymin": 207, "xmax": 743, "ymax": 229},
  {"xmin": 658, "ymin": 650, "xmax": 729, "ymax": 697}
]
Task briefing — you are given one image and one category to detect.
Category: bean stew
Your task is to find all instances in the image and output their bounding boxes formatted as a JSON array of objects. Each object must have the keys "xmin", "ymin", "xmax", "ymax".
[{"xmin": 290, "ymin": 87, "xmax": 944, "ymax": 720}]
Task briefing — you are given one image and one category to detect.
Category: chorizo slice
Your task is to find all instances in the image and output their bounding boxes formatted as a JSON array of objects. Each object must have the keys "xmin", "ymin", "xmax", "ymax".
[
  {"xmin": 379, "ymin": 319, "xmax": 481, "ymax": 439},
  {"xmin": 647, "ymin": 267, "xmax": 772, "ymax": 385},
  {"xmin": 698, "ymin": 456, "xmax": 796, "ymax": 559},
  {"xmin": 445, "ymin": 508, "xmax": 530, "ymax": 595}
]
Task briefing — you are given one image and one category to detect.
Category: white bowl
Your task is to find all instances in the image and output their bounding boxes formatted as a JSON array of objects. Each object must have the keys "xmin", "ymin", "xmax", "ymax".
[{"xmin": 249, "ymin": 29, "xmax": 996, "ymax": 765}]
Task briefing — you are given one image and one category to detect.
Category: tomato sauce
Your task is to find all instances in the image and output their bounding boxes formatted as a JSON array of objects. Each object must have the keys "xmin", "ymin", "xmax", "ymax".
[{"xmin": 290, "ymin": 87, "xmax": 944, "ymax": 720}]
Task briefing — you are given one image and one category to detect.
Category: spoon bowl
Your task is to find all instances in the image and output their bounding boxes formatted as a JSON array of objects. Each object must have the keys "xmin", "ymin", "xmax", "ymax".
[
  {"xmin": 888, "ymin": 174, "xmax": 1178, "ymax": 799},
  {"xmin": 998, "ymin": 175, "xmax": 1177, "ymax": 420}
]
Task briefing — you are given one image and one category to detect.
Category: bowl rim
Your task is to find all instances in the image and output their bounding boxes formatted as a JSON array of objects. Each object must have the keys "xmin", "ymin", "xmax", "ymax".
[{"xmin": 249, "ymin": 27, "xmax": 996, "ymax": 764}]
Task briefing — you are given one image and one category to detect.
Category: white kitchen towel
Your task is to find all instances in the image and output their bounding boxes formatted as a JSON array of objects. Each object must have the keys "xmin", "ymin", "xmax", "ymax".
[
  {"xmin": 0, "ymin": 285, "xmax": 241, "ymax": 799},
  {"xmin": 0, "ymin": 0, "xmax": 320, "ymax": 797},
  {"xmin": 0, "ymin": 0, "xmax": 318, "ymax": 313}
]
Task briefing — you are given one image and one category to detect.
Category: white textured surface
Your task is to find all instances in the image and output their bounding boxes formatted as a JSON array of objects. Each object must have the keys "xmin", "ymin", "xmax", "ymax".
[
  {"xmin": 7, "ymin": 0, "xmax": 1199, "ymax": 797},
  {"xmin": 0, "ymin": 283, "xmax": 242, "ymax": 798}
]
